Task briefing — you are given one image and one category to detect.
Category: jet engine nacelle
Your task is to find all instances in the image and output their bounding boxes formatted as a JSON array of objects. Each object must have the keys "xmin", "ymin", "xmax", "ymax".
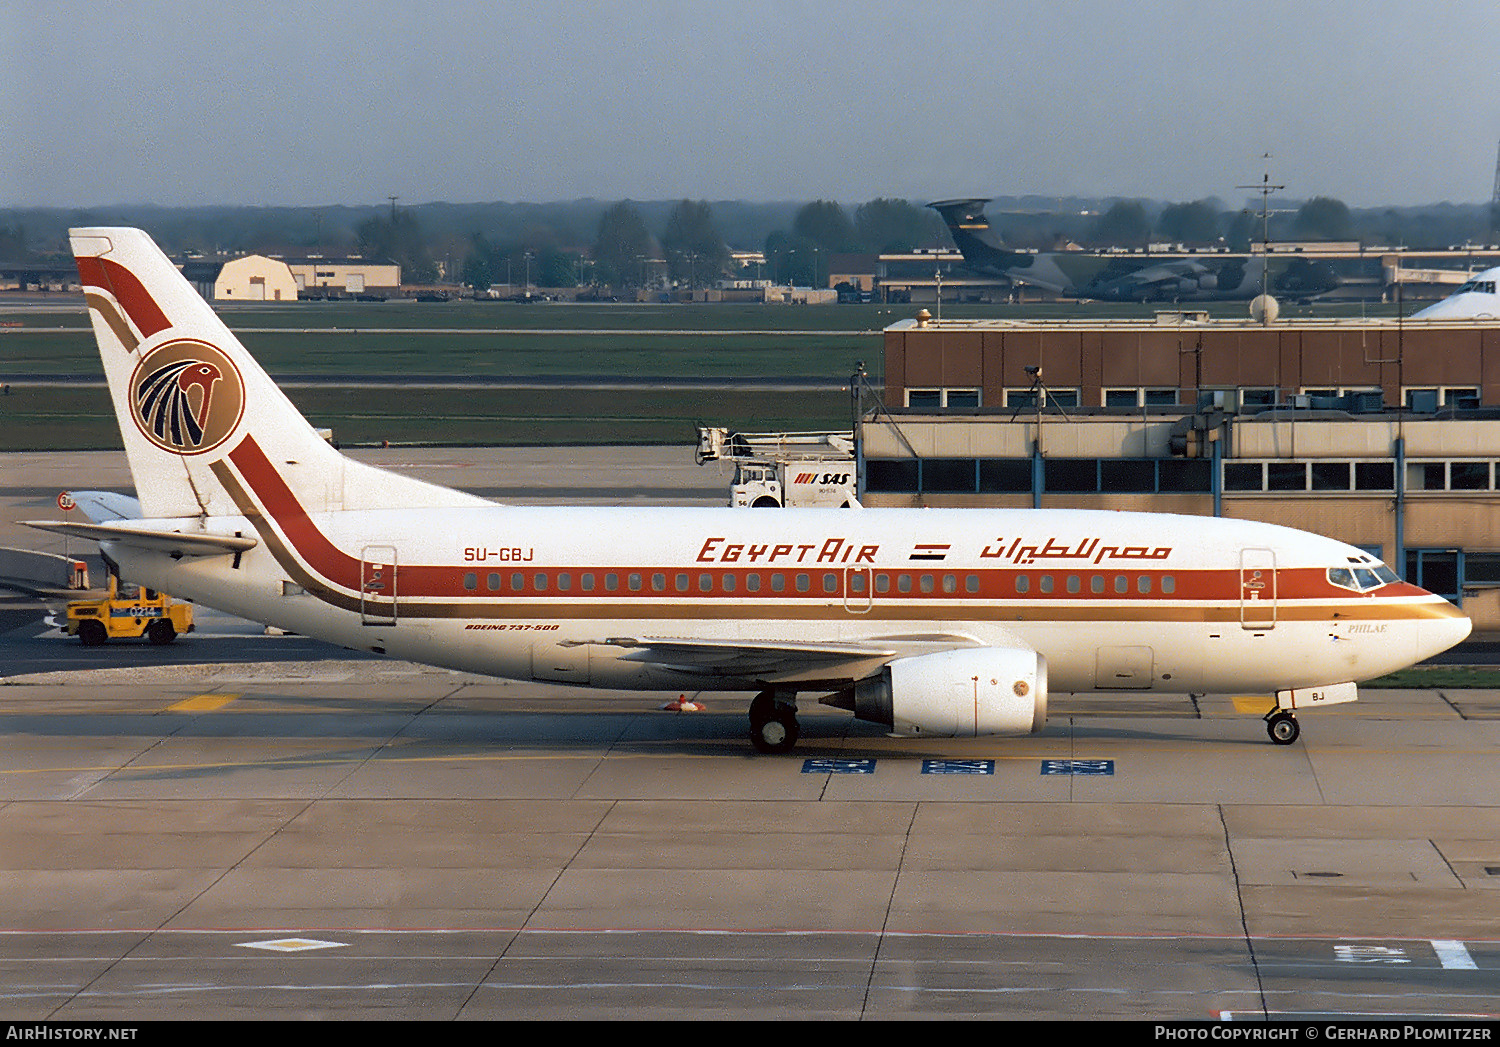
[
  {"xmin": 850, "ymin": 647, "xmax": 1048, "ymax": 737},
  {"xmin": 1196, "ymin": 273, "xmax": 1217, "ymax": 291}
]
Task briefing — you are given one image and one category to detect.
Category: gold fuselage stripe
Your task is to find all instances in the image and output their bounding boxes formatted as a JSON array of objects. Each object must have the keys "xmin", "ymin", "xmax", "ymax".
[
  {"xmin": 84, "ymin": 292, "xmax": 140, "ymax": 352},
  {"xmin": 209, "ymin": 462, "xmax": 1453, "ymax": 626}
]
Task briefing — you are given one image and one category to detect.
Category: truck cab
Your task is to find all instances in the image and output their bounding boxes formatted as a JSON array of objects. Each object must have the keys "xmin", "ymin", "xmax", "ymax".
[
  {"xmin": 732, "ymin": 463, "xmax": 783, "ymax": 507},
  {"xmin": 64, "ymin": 575, "xmax": 194, "ymax": 646}
]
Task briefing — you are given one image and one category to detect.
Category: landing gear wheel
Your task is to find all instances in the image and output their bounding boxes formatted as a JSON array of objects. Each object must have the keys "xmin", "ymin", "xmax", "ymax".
[
  {"xmin": 1266, "ymin": 711, "xmax": 1300, "ymax": 745},
  {"xmin": 77, "ymin": 620, "xmax": 106, "ymax": 647},
  {"xmin": 751, "ymin": 705, "xmax": 800, "ymax": 754},
  {"xmin": 146, "ymin": 619, "xmax": 176, "ymax": 646},
  {"xmin": 749, "ymin": 690, "xmax": 775, "ymax": 729}
]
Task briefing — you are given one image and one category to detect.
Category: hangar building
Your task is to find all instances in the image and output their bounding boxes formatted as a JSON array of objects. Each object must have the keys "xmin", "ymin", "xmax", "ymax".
[{"xmin": 212, "ymin": 254, "xmax": 299, "ymax": 301}]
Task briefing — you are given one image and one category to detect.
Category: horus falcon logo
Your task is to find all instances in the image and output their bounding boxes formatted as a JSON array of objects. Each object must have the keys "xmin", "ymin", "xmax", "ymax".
[{"xmin": 128, "ymin": 339, "xmax": 245, "ymax": 455}]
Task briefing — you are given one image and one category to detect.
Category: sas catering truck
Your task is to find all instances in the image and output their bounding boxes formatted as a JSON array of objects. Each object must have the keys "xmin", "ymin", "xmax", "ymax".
[{"xmin": 695, "ymin": 428, "xmax": 858, "ymax": 509}]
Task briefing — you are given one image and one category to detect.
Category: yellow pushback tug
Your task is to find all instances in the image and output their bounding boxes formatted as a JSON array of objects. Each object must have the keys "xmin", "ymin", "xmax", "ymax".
[{"xmin": 64, "ymin": 575, "xmax": 194, "ymax": 646}]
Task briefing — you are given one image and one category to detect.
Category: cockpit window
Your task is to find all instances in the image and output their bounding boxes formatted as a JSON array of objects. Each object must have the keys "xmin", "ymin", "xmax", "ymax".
[{"xmin": 1328, "ymin": 563, "xmax": 1398, "ymax": 592}]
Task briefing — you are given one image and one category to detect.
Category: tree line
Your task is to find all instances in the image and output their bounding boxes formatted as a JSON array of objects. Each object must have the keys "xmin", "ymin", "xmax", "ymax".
[
  {"xmin": 996, "ymin": 196, "xmax": 1498, "ymax": 253},
  {"xmin": 2, "ymin": 195, "xmax": 1496, "ymax": 289},
  {"xmin": 456, "ymin": 197, "xmax": 948, "ymax": 291}
]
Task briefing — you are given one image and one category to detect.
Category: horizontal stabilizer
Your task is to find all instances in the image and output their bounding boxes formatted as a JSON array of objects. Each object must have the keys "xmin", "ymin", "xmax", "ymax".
[
  {"xmin": 23, "ymin": 520, "xmax": 257, "ymax": 558},
  {"xmin": 62, "ymin": 490, "xmax": 144, "ymax": 524}
]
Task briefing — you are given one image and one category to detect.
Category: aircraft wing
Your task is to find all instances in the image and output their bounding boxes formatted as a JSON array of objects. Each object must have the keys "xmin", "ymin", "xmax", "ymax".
[
  {"xmin": 569, "ymin": 636, "xmax": 902, "ymax": 683},
  {"xmin": 569, "ymin": 634, "xmax": 992, "ymax": 685},
  {"xmin": 23, "ymin": 520, "xmax": 257, "ymax": 558}
]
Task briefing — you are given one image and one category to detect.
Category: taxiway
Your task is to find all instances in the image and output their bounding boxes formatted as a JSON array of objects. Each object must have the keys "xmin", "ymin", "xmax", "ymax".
[{"xmin": 1, "ymin": 448, "xmax": 1498, "ymax": 1020}]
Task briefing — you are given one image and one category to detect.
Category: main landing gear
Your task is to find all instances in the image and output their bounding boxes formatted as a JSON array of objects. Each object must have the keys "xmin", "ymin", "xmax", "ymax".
[
  {"xmin": 1265, "ymin": 709, "xmax": 1300, "ymax": 745},
  {"xmin": 749, "ymin": 689, "xmax": 800, "ymax": 754}
]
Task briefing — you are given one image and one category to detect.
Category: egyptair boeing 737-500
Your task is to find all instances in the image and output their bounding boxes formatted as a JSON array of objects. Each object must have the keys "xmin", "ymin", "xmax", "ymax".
[{"xmin": 26, "ymin": 228, "xmax": 1471, "ymax": 751}]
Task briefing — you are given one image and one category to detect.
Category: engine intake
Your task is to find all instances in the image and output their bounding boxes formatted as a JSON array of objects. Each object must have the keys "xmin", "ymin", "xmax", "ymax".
[{"xmin": 833, "ymin": 647, "xmax": 1048, "ymax": 737}]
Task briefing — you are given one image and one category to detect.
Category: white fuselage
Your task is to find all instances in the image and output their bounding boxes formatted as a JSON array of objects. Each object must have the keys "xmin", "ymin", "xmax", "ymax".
[
  {"xmin": 101, "ymin": 503, "xmax": 1469, "ymax": 697},
  {"xmin": 1412, "ymin": 268, "xmax": 1500, "ymax": 321}
]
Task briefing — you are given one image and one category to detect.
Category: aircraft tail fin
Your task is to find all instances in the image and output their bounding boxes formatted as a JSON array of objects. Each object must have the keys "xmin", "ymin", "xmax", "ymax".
[
  {"xmin": 928, "ymin": 198, "xmax": 1010, "ymax": 254},
  {"xmin": 927, "ymin": 199, "xmax": 1075, "ymax": 295},
  {"xmin": 70, "ymin": 227, "xmax": 487, "ymax": 520}
]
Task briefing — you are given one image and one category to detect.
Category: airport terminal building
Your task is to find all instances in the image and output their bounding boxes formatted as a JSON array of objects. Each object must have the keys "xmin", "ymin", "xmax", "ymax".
[{"xmin": 860, "ymin": 313, "xmax": 1500, "ymax": 626}]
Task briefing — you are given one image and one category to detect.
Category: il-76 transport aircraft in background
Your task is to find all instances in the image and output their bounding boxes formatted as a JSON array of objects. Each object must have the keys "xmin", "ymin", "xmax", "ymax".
[{"xmin": 28, "ymin": 228, "xmax": 1471, "ymax": 751}]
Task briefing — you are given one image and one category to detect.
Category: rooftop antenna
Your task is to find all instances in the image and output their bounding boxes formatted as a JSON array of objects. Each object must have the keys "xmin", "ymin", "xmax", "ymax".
[
  {"xmin": 1237, "ymin": 154, "xmax": 1284, "ymax": 326},
  {"xmin": 1490, "ymin": 138, "xmax": 1500, "ymax": 242}
]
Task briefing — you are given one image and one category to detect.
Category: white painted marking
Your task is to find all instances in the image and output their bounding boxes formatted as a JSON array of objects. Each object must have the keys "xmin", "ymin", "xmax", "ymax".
[
  {"xmin": 237, "ymin": 937, "xmax": 348, "ymax": 953},
  {"xmin": 1432, "ymin": 939, "xmax": 1478, "ymax": 970},
  {"xmin": 1334, "ymin": 944, "xmax": 1408, "ymax": 964}
]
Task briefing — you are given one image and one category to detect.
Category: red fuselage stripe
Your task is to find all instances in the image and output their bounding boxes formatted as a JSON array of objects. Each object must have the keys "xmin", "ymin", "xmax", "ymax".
[
  {"xmin": 76, "ymin": 256, "xmax": 171, "ymax": 339},
  {"xmin": 229, "ymin": 436, "xmax": 363, "ymax": 590},
  {"xmin": 227, "ymin": 436, "xmax": 1437, "ymax": 611}
]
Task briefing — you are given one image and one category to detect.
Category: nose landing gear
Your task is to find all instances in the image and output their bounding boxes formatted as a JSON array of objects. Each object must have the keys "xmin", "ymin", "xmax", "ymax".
[{"xmin": 1265, "ymin": 709, "xmax": 1300, "ymax": 745}]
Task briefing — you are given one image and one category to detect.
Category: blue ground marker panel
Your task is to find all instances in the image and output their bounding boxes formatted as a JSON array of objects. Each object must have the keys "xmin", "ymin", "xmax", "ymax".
[
  {"xmin": 921, "ymin": 759, "xmax": 995, "ymax": 775},
  {"xmin": 802, "ymin": 758, "xmax": 876, "ymax": 774},
  {"xmin": 1040, "ymin": 759, "xmax": 1115, "ymax": 776}
]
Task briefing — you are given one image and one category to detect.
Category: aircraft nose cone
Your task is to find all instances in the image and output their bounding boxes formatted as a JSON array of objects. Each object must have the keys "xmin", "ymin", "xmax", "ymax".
[{"xmin": 1417, "ymin": 604, "xmax": 1472, "ymax": 663}]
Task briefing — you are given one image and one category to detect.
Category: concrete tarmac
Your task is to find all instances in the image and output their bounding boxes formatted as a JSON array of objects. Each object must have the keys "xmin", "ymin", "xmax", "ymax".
[{"xmin": 2, "ymin": 449, "xmax": 1500, "ymax": 1020}]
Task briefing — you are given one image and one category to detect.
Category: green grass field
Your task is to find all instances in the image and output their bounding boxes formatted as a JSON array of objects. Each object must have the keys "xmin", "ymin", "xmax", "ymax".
[
  {"xmin": 0, "ymin": 301, "xmax": 877, "ymax": 446},
  {"xmin": 0, "ymin": 296, "xmax": 1407, "ymax": 449},
  {"xmin": 0, "ymin": 301, "xmax": 895, "ymax": 378},
  {"xmin": 1360, "ymin": 665, "xmax": 1500, "ymax": 689},
  {"xmin": 0, "ymin": 376, "xmax": 850, "ymax": 449},
  {"xmin": 303, "ymin": 386, "xmax": 848, "ymax": 445}
]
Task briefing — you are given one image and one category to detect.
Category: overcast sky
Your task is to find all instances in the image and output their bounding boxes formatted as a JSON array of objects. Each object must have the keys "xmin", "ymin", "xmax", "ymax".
[{"xmin": 6, "ymin": 1, "xmax": 1497, "ymax": 210}]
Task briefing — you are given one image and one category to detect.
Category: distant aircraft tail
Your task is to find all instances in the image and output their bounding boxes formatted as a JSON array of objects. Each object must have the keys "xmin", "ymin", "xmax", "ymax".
[
  {"xmin": 928, "ymin": 198, "xmax": 1011, "ymax": 255},
  {"xmin": 927, "ymin": 198, "xmax": 1075, "ymax": 295},
  {"xmin": 70, "ymin": 227, "xmax": 487, "ymax": 520}
]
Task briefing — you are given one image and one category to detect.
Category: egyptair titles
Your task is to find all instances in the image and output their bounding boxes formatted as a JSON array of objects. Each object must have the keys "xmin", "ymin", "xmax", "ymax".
[
  {"xmin": 981, "ymin": 536, "xmax": 1173, "ymax": 565},
  {"xmin": 696, "ymin": 537, "xmax": 878, "ymax": 564},
  {"xmin": 691, "ymin": 535, "xmax": 1172, "ymax": 566}
]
